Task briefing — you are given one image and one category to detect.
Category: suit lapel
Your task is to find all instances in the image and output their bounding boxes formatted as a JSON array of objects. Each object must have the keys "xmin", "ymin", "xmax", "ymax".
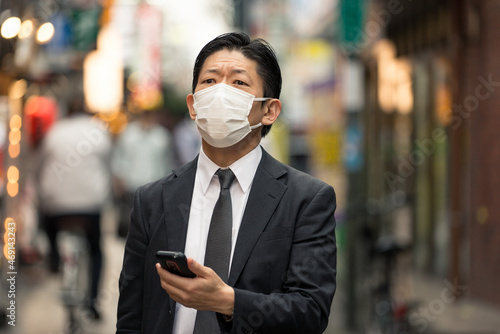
[
  {"xmin": 228, "ymin": 150, "xmax": 288, "ymax": 286},
  {"xmin": 162, "ymin": 158, "xmax": 198, "ymax": 253}
]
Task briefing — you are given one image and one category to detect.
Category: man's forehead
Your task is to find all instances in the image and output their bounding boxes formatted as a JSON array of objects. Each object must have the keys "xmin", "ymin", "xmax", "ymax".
[{"xmin": 201, "ymin": 49, "xmax": 258, "ymax": 73}]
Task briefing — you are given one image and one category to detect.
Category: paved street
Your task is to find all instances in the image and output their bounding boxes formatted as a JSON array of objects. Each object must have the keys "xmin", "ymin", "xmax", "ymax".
[{"xmin": 4, "ymin": 228, "xmax": 124, "ymax": 334}]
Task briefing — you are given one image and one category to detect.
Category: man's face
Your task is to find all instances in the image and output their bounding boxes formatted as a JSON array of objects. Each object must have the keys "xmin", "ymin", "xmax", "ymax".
[{"xmin": 193, "ymin": 49, "xmax": 266, "ymax": 127}]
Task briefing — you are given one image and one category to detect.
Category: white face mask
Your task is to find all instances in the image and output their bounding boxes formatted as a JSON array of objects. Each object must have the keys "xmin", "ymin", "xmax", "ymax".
[{"xmin": 193, "ymin": 83, "xmax": 270, "ymax": 148}]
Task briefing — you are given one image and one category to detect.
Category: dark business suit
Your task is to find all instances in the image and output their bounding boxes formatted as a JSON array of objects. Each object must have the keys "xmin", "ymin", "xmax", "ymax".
[{"xmin": 116, "ymin": 148, "xmax": 337, "ymax": 334}]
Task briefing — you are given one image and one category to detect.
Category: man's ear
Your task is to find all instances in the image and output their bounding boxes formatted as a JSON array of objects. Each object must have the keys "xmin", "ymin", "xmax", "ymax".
[
  {"xmin": 186, "ymin": 94, "xmax": 196, "ymax": 120},
  {"xmin": 262, "ymin": 99, "xmax": 282, "ymax": 126}
]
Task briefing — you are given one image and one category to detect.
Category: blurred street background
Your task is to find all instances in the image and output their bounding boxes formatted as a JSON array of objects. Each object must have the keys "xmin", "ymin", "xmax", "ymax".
[{"xmin": 1, "ymin": 0, "xmax": 500, "ymax": 333}]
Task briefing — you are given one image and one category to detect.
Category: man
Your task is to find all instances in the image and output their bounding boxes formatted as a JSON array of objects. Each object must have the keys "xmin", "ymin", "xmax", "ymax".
[{"xmin": 116, "ymin": 32, "xmax": 337, "ymax": 334}]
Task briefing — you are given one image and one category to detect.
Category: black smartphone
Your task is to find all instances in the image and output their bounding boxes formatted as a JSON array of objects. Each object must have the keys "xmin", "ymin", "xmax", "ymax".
[{"xmin": 155, "ymin": 251, "xmax": 196, "ymax": 278}]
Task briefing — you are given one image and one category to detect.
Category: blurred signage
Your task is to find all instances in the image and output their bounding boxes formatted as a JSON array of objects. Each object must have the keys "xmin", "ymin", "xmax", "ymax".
[
  {"xmin": 84, "ymin": 49, "xmax": 123, "ymax": 114},
  {"xmin": 343, "ymin": 58, "xmax": 365, "ymax": 112},
  {"xmin": 286, "ymin": 40, "xmax": 338, "ymax": 128},
  {"xmin": 45, "ymin": 13, "xmax": 72, "ymax": 53},
  {"xmin": 307, "ymin": 78, "xmax": 344, "ymax": 168},
  {"xmin": 307, "ymin": 79, "xmax": 342, "ymax": 131},
  {"xmin": 288, "ymin": 0, "xmax": 337, "ymax": 38},
  {"xmin": 310, "ymin": 130, "xmax": 343, "ymax": 167},
  {"xmin": 343, "ymin": 123, "xmax": 363, "ymax": 172},
  {"xmin": 129, "ymin": 4, "xmax": 163, "ymax": 111},
  {"xmin": 84, "ymin": 26, "xmax": 123, "ymax": 115},
  {"xmin": 338, "ymin": 0, "xmax": 365, "ymax": 49},
  {"xmin": 69, "ymin": 7, "xmax": 101, "ymax": 51}
]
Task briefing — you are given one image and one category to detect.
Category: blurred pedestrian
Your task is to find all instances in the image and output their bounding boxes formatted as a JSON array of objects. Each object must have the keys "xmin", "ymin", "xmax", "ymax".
[
  {"xmin": 111, "ymin": 109, "xmax": 176, "ymax": 237},
  {"xmin": 36, "ymin": 94, "xmax": 112, "ymax": 320},
  {"xmin": 172, "ymin": 115, "xmax": 201, "ymax": 165}
]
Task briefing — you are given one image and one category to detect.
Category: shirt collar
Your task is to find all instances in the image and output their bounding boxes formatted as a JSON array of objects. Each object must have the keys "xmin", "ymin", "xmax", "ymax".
[{"xmin": 197, "ymin": 145, "xmax": 262, "ymax": 195}]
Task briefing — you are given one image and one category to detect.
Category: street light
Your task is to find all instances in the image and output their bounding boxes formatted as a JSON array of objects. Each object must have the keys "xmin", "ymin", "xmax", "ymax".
[
  {"xmin": 36, "ymin": 22, "xmax": 55, "ymax": 44},
  {"xmin": 1, "ymin": 16, "xmax": 21, "ymax": 39},
  {"xmin": 18, "ymin": 19, "xmax": 34, "ymax": 39}
]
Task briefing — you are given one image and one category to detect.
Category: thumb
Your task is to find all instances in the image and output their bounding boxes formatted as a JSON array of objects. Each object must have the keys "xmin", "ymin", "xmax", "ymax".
[{"xmin": 187, "ymin": 258, "xmax": 209, "ymax": 277}]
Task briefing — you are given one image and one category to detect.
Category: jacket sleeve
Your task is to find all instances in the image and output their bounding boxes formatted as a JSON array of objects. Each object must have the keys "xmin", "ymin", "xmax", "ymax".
[
  {"xmin": 231, "ymin": 184, "xmax": 337, "ymax": 334},
  {"xmin": 116, "ymin": 187, "xmax": 149, "ymax": 333}
]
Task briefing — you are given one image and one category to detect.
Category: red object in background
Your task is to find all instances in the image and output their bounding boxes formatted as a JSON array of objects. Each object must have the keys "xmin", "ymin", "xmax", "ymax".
[
  {"xmin": 24, "ymin": 96, "xmax": 58, "ymax": 148},
  {"xmin": 393, "ymin": 302, "xmax": 408, "ymax": 320}
]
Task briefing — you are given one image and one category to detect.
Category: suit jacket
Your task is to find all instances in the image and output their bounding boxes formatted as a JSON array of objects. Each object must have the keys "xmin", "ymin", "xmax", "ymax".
[{"xmin": 116, "ymin": 148, "xmax": 337, "ymax": 334}]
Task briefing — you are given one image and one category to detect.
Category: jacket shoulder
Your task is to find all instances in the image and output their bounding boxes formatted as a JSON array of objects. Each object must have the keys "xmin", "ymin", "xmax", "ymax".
[{"xmin": 262, "ymin": 149, "xmax": 333, "ymax": 192}]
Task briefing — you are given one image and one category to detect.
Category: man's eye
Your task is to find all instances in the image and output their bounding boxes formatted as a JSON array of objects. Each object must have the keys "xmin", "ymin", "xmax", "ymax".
[
  {"xmin": 235, "ymin": 80, "xmax": 246, "ymax": 86},
  {"xmin": 203, "ymin": 79, "xmax": 215, "ymax": 84}
]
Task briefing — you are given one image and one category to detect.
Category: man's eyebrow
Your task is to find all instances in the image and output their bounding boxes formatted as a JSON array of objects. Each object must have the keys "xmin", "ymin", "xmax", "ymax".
[
  {"xmin": 202, "ymin": 68, "xmax": 251, "ymax": 76},
  {"xmin": 203, "ymin": 68, "xmax": 220, "ymax": 74},
  {"xmin": 231, "ymin": 68, "xmax": 250, "ymax": 75}
]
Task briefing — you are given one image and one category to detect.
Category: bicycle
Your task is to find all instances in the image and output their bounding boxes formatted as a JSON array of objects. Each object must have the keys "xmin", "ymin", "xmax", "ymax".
[
  {"xmin": 364, "ymin": 236, "xmax": 416, "ymax": 334},
  {"xmin": 355, "ymin": 194, "xmax": 418, "ymax": 334},
  {"xmin": 56, "ymin": 218, "xmax": 91, "ymax": 334}
]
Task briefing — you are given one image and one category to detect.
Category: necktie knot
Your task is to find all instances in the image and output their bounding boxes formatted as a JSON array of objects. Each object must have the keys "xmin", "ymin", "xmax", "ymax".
[{"xmin": 216, "ymin": 168, "xmax": 235, "ymax": 190}]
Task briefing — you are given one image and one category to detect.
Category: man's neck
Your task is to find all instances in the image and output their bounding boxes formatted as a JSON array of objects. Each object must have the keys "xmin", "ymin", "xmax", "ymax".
[{"xmin": 202, "ymin": 135, "xmax": 261, "ymax": 167}]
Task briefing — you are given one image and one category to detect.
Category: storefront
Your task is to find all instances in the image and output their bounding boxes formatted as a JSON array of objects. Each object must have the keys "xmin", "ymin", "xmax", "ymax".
[{"xmin": 368, "ymin": 0, "xmax": 500, "ymax": 307}]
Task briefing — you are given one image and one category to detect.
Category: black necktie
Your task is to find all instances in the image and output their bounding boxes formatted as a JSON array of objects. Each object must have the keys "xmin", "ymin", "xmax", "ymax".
[{"xmin": 193, "ymin": 168, "xmax": 235, "ymax": 333}]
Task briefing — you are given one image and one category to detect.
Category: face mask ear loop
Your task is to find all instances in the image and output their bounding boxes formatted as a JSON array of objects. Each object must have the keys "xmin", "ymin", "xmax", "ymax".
[
  {"xmin": 253, "ymin": 98, "xmax": 271, "ymax": 114},
  {"xmin": 249, "ymin": 122, "xmax": 262, "ymax": 130}
]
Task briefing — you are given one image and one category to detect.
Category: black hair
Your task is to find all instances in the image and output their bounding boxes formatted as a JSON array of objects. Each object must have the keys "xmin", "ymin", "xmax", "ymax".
[{"xmin": 192, "ymin": 32, "xmax": 282, "ymax": 137}]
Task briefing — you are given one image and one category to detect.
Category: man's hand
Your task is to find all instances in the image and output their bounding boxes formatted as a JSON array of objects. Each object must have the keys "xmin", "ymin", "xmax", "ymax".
[{"xmin": 155, "ymin": 258, "xmax": 234, "ymax": 316}]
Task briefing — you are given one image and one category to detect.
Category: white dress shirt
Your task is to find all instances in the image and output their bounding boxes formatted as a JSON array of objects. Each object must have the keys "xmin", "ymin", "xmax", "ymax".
[{"xmin": 172, "ymin": 145, "xmax": 262, "ymax": 334}]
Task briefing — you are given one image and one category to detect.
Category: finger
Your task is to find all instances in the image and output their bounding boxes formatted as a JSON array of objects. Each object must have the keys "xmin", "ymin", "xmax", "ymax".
[
  {"xmin": 156, "ymin": 263, "xmax": 174, "ymax": 291},
  {"xmin": 156, "ymin": 263, "xmax": 165, "ymax": 279},
  {"xmin": 156, "ymin": 263, "xmax": 175, "ymax": 281},
  {"xmin": 187, "ymin": 258, "xmax": 215, "ymax": 278},
  {"xmin": 156, "ymin": 263, "xmax": 186, "ymax": 291},
  {"xmin": 156, "ymin": 271, "xmax": 193, "ymax": 307}
]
